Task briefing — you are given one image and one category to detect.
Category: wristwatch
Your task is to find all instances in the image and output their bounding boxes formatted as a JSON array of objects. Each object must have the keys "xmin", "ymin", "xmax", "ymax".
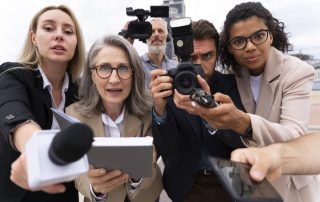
[{"xmin": 242, "ymin": 125, "xmax": 253, "ymax": 140}]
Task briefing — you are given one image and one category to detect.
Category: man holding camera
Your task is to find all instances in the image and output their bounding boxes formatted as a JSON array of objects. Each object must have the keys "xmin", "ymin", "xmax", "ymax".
[
  {"xmin": 121, "ymin": 18, "xmax": 177, "ymax": 87},
  {"xmin": 150, "ymin": 20, "xmax": 246, "ymax": 202}
]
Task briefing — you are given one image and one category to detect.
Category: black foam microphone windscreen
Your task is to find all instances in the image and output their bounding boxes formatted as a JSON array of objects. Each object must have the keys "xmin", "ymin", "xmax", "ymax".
[{"xmin": 48, "ymin": 123, "xmax": 94, "ymax": 165}]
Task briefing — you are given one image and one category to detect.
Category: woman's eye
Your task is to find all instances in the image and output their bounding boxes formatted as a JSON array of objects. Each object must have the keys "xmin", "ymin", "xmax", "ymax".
[
  {"xmin": 118, "ymin": 65, "xmax": 129, "ymax": 72},
  {"xmin": 44, "ymin": 26, "xmax": 53, "ymax": 32},
  {"xmin": 233, "ymin": 38, "xmax": 244, "ymax": 45},
  {"xmin": 64, "ymin": 29, "xmax": 74, "ymax": 35},
  {"xmin": 254, "ymin": 33, "xmax": 264, "ymax": 40}
]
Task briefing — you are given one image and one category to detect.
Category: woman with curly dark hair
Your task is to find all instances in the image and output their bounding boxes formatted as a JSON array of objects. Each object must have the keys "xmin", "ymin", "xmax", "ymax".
[{"xmin": 193, "ymin": 2, "xmax": 319, "ymax": 202}]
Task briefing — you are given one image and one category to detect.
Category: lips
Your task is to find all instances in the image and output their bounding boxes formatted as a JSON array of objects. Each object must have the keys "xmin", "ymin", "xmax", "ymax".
[
  {"xmin": 51, "ymin": 45, "xmax": 66, "ymax": 51},
  {"xmin": 245, "ymin": 55, "xmax": 260, "ymax": 61},
  {"xmin": 107, "ymin": 88, "xmax": 122, "ymax": 93},
  {"xmin": 151, "ymin": 39, "xmax": 163, "ymax": 44}
]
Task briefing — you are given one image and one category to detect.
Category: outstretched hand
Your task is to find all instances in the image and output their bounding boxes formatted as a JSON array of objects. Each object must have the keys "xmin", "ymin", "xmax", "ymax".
[
  {"xmin": 192, "ymin": 75, "xmax": 250, "ymax": 134},
  {"xmin": 231, "ymin": 146, "xmax": 283, "ymax": 182},
  {"xmin": 10, "ymin": 153, "xmax": 66, "ymax": 193}
]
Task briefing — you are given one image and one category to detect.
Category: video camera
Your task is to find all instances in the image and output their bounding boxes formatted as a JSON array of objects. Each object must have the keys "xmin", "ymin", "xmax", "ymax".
[
  {"xmin": 125, "ymin": 6, "xmax": 169, "ymax": 43},
  {"xmin": 167, "ymin": 17, "xmax": 205, "ymax": 95}
]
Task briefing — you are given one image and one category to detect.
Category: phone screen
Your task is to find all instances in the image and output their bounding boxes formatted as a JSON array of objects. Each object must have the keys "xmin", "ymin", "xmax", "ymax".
[{"xmin": 209, "ymin": 157, "xmax": 283, "ymax": 202}]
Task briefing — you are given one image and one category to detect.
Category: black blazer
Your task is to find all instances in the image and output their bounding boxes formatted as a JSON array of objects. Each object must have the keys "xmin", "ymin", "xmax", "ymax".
[
  {"xmin": 152, "ymin": 71, "xmax": 246, "ymax": 202},
  {"xmin": 0, "ymin": 62, "xmax": 79, "ymax": 202}
]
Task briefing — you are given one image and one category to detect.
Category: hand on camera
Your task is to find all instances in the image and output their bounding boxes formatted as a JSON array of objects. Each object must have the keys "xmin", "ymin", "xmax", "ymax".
[
  {"xmin": 150, "ymin": 69, "xmax": 173, "ymax": 116},
  {"xmin": 193, "ymin": 75, "xmax": 250, "ymax": 133},
  {"xmin": 119, "ymin": 21, "xmax": 134, "ymax": 44},
  {"xmin": 88, "ymin": 168, "xmax": 129, "ymax": 194},
  {"xmin": 173, "ymin": 75, "xmax": 210, "ymax": 115}
]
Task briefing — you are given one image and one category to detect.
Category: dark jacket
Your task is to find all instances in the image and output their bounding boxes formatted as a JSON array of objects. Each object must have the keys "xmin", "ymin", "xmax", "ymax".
[
  {"xmin": 152, "ymin": 71, "xmax": 246, "ymax": 202},
  {"xmin": 0, "ymin": 62, "xmax": 79, "ymax": 202}
]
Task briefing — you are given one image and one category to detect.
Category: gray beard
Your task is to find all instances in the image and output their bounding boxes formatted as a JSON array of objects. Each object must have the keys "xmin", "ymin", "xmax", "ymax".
[{"xmin": 147, "ymin": 44, "xmax": 166, "ymax": 55}]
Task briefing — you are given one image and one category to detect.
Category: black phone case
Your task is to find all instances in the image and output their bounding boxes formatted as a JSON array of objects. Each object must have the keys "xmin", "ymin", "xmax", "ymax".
[{"xmin": 209, "ymin": 157, "xmax": 283, "ymax": 202}]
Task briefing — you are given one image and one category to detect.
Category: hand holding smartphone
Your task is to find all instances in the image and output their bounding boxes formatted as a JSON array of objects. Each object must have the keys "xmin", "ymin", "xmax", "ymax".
[{"xmin": 209, "ymin": 157, "xmax": 283, "ymax": 202}]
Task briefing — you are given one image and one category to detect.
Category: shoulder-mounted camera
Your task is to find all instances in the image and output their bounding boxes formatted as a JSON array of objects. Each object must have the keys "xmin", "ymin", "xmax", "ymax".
[{"xmin": 125, "ymin": 6, "xmax": 169, "ymax": 43}]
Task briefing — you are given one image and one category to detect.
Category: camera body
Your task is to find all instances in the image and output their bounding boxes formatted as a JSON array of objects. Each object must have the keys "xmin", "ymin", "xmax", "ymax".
[
  {"xmin": 167, "ymin": 62, "xmax": 204, "ymax": 95},
  {"xmin": 168, "ymin": 17, "xmax": 205, "ymax": 95},
  {"xmin": 126, "ymin": 6, "xmax": 169, "ymax": 43}
]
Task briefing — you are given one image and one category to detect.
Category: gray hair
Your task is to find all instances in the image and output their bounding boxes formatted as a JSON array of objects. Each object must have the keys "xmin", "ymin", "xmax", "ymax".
[
  {"xmin": 150, "ymin": 18, "xmax": 168, "ymax": 35},
  {"xmin": 77, "ymin": 35, "xmax": 152, "ymax": 118}
]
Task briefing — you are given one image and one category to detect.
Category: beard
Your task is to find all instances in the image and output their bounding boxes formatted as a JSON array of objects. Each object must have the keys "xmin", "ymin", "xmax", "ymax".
[{"xmin": 147, "ymin": 42, "xmax": 166, "ymax": 55}]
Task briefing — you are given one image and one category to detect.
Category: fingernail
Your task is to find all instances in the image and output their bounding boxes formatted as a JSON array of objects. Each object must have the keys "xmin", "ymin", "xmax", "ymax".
[
  {"xmin": 191, "ymin": 101, "xmax": 196, "ymax": 107},
  {"xmin": 251, "ymin": 170, "xmax": 264, "ymax": 181}
]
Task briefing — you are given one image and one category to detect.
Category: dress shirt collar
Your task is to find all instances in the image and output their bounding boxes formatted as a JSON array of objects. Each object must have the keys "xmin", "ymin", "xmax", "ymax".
[{"xmin": 38, "ymin": 66, "xmax": 69, "ymax": 93}]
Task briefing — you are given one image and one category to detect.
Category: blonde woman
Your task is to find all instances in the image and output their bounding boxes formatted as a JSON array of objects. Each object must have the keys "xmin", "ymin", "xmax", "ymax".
[{"xmin": 0, "ymin": 5, "xmax": 85, "ymax": 202}]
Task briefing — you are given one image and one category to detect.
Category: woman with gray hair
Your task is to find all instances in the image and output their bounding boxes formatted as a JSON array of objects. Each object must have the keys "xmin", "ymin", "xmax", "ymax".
[{"xmin": 66, "ymin": 35, "xmax": 162, "ymax": 202}]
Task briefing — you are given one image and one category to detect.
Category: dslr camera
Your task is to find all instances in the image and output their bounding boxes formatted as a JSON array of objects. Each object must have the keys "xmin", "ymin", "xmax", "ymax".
[
  {"xmin": 167, "ymin": 17, "xmax": 205, "ymax": 95},
  {"xmin": 124, "ymin": 6, "xmax": 169, "ymax": 43}
]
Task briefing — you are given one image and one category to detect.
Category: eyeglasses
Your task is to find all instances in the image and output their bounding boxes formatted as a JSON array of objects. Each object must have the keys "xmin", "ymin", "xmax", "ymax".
[
  {"xmin": 91, "ymin": 64, "xmax": 134, "ymax": 80},
  {"xmin": 229, "ymin": 29, "xmax": 269, "ymax": 50}
]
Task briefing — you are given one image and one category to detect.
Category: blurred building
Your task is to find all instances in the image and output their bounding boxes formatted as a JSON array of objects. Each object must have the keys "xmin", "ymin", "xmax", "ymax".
[
  {"xmin": 310, "ymin": 60, "xmax": 320, "ymax": 90},
  {"xmin": 163, "ymin": 0, "xmax": 186, "ymax": 59},
  {"xmin": 291, "ymin": 52, "xmax": 320, "ymax": 90}
]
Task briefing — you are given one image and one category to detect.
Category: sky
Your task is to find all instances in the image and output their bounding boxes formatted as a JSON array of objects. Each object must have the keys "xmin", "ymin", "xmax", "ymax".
[{"xmin": 1, "ymin": 0, "xmax": 320, "ymax": 64}]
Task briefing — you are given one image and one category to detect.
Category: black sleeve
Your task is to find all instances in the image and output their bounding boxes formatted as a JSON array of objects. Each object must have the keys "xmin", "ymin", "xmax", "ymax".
[
  {"xmin": 207, "ymin": 73, "xmax": 247, "ymax": 150},
  {"xmin": 0, "ymin": 69, "xmax": 36, "ymax": 146},
  {"xmin": 152, "ymin": 101, "xmax": 181, "ymax": 159}
]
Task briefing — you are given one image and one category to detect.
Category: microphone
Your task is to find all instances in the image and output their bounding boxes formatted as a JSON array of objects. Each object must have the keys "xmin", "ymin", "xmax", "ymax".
[
  {"xmin": 25, "ymin": 123, "xmax": 93, "ymax": 189},
  {"xmin": 48, "ymin": 123, "xmax": 93, "ymax": 165}
]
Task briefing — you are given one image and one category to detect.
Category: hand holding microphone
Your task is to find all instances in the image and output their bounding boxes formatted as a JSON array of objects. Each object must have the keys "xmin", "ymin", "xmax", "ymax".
[{"xmin": 24, "ymin": 123, "xmax": 93, "ymax": 190}]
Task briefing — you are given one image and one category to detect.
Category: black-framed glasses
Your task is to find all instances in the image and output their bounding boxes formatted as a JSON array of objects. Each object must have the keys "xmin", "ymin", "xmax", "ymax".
[
  {"xmin": 229, "ymin": 29, "xmax": 270, "ymax": 50},
  {"xmin": 91, "ymin": 63, "xmax": 134, "ymax": 80}
]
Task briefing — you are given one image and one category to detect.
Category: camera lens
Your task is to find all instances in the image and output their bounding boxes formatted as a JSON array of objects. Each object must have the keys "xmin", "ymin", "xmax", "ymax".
[
  {"xmin": 180, "ymin": 77, "xmax": 192, "ymax": 88},
  {"xmin": 175, "ymin": 71, "xmax": 196, "ymax": 95}
]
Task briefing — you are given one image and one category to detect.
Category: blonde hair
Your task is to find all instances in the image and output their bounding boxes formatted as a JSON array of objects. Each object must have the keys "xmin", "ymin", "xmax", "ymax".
[{"xmin": 19, "ymin": 5, "xmax": 85, "ymax": 82}]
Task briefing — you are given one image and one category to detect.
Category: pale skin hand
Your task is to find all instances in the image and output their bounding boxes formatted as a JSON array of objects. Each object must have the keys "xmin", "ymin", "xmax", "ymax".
[
  {"xmin": 10, "ymin": 122, "xmax": 66, "ymax": 193},
  {"xmin": 173, "ymin": 89, "xmax": 199, "ymax": 115},
  {"xmin": 88, "ymin": 168, "xmax": 129, "ymax": 194},
  {"xmin": 193, "ymin": 75, "xmax": 251, "ymax": 134},
  {"xmin": 231, "ymin": 133, "xmax": 320, "ymax": 181},
  {"xmin": 10, "ymin": 153, "xmax": 66, "ymax": 193},
  {"xmin": 230, "ymin": 145, "xmax": 283, "ymax": 182},
  {"xmin": 150, "ymin": 69, "xmax": 173, "ymax": 116}
]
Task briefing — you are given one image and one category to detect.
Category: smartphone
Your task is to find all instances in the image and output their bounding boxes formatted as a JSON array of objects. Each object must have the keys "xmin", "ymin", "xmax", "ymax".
[{"xmin": 209, "ymin": 157, "xmax": 283, "ymax": 202}]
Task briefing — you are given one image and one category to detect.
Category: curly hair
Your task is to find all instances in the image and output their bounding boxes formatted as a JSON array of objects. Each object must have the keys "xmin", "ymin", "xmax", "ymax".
[{"xmin": 219, "ymin": 2, "xmax": 292, "ymax": 75}]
